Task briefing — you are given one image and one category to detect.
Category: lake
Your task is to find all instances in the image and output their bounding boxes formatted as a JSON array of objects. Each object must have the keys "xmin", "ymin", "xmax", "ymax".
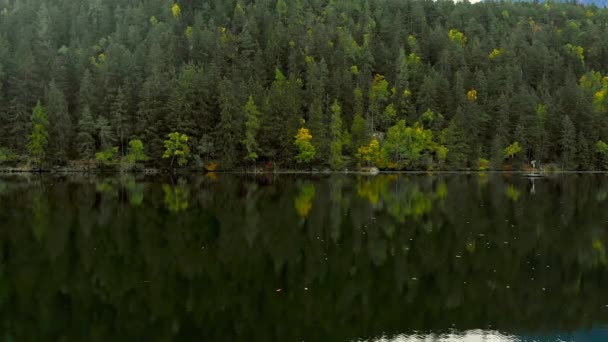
[{"xmin": 0, "ymin": 173, "xmax": 607, "ymax": 341}]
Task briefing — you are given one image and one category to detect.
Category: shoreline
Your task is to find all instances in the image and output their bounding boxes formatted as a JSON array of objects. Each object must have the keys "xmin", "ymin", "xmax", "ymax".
[{"xmin": 1, "ymin": 168, "xmax": 608, "ymax": 175}]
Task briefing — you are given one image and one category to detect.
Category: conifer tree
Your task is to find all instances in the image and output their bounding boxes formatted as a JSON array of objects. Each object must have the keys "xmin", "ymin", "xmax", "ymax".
[
  {"xmin": 27, "ymin": 102, "xmax": 49, "ymax": 168},
  {"xmin": 46, "ymin": 81, "xmax": 72, "ymax": 163},
  {"xmin": 76, "ymin": 106, "xmax": 96, "ymax": 159},
  {"xmin": 560, "ymin": 115, "xmax": 577, "ymax": 170},
  {"xmin": 329, "ymin": 101, "xmax": 344, "ymax": 170}
]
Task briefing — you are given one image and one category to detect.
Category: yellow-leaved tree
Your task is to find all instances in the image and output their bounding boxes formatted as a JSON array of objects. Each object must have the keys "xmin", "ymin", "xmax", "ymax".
[
  {"xmin": 294, "ymin": 127, "xmax": 316, "ymax": 165},
  {"xmin": 356, "ymin": 138, "xmax": 385, "ymax": 168},
  {"xmin": 467, "ymin": 89, "xmax": 478, "ymax": 102},
  {"xmin": 171, "ymin": 3, "xmax": 181, "ymax": 18}
]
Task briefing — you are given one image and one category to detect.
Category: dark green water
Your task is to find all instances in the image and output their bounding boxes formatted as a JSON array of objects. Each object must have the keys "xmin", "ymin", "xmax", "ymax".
[{"xmin": 1, "ymin": 173, "xmax": 608, "ymax": 341}]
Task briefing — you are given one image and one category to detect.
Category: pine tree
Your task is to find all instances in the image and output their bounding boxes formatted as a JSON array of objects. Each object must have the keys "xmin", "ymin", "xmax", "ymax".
[
  {"xmin": 350, "ymin": 88, "xmax": 368, "ymax": 150},
  {"xmin": 79, "ymin": 69, "xmax": 96, "ymax": 113},
  {"xmin": 46, "ymin": 81, "xmax": 72, "ymax": 164},
  {"xmin": 110, "ymin": 86, "xmax": 130, "ymax": 156},
  {"xmin": 560, "ymin": 115, "xmax": 577, "ymax": 170},
  {"xmin": 306, "ymin": 59, "xmax": 329, "ymax": 163},
  {"xmin": 443, "ymin": 109, "xmax": 469, "ymax": 170},
  {"xmin": 243, "ymin": 96, "xmax": 261, "ymax": 165},
  {"xmin": 76, "ymin": 106, "xmax": 96, "ymax": 159},
  {"xmin": 97, "ymin": 116, "xmax": 116, "ymax": 150},
  {"xmin": 329, "ymin": 100, "xmax": 344, "ymax": 170}
]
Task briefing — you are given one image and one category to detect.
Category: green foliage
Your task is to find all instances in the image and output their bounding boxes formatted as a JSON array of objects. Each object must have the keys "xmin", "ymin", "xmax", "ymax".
[
  {"xmin": 504, "ymin": 142, "xmax": 522, "ymax": 159},
  {"xmin": 27, "ymin": 102, "xmax": 49, "ymax": 168},
  {"xmin": 95, "ymin": 147, "xmax": 119, "ymax": 166},
  {"xmin": 243, "ymin": 96, "xmax": 261, "ymax": 162},
  {"xmin": 478, "ymin": 158, "xmax": 490, "ymax": 171},
  {"xmin": 596, "ymin": 140, "xmax": 608, "ymax": 170},
  {"xmin": 442, "ymin": 118, "xmax": 469, "ymax": 170},
  {"xmin": 276, "ymin": 0, "xmax": 287, "ymax": 17},
  {"xmin": 163, "ymin": 132, "xmax": 191, "ymax": 167},
  {"xmin": 356, "ymin": 139, "xmax": 385, "ymax": 168},
  {"xmin": 76, "ymin": 106, "xmax": 96, "ymax": 159},
  {"xmin": 448, "ymin": 29, "xmax": 466, "ymax": 46},
  {"xmin": 46, "ymin": 81, "xmax": 72, "ymax": 163},
  {"xmin": 329, "ymin": 101, "xmax": 344, "ymax": 170},
  {"xmin": 294, "ymin": 127, "xmax": 316, "ymax": 164},
  {"xmin": 123, "ymin": 140, "xmax": 147, "ymax": 167},
  {"xmin": 0, "ymin": 146, "xmax": 14, "ymax": 164},
  {"xmin": 97, "ymin": 116, "xmax": 116, "ymax": 150},
  {"xmin": 369, "ymin": 74, "xmax": 390, "ymax": 103},
  {"xmin": 560, "ymin": 116, "xmax": 577, "ymax": 169},
  {"xmin": 565, "ymin": 43, "xmax": 585, "ymax": 62},
  {"xmin": 382, "ymin": 120, "xmax": 446, "ymax": 170}
]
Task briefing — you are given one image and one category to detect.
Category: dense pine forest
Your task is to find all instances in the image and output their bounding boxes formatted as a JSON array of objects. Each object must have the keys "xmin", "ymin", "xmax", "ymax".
[{"xmin": 1, "ymin": 0, "xmax": 608, "ymax": 171}]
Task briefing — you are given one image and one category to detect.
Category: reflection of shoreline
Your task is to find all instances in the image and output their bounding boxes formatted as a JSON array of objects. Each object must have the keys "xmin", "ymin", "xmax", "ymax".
[
  {"xmin": 1, "ymin": 174, "xmax": 608, "ymax": 340},
  {"xmin": 365, "ymin": 330, "xmax": 519, "ymax": 341},
  {"xmin": 364, "ymin": 328, "xmax": 608, "ymax": 342}
]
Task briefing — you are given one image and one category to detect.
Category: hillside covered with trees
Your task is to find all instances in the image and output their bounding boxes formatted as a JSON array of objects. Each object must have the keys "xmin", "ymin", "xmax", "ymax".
[{"xmin": 1, "ymin": 0, "xmax": 608, "ymax": 171}]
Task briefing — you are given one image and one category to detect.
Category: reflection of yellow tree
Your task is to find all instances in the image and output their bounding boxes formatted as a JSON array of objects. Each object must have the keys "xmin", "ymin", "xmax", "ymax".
[
  {"xmin": 357, "ymin": 175, "xmax": 395, "ymax": 205},
  {"xmin": 206, "ymin": 172, "xmax": 219, "ymax": 182},
  {"xmin": 592, "ymin": 239, "xmax": 607, "ymax": 265},
  {"xmin": 435, "ymin": 182, "xmax": 448, "ymax": 199},
  {"xmin": 96, "ymin": 179, "xmax": 118, "ymax": 197},
  {"xmin": 357, "ymin": 176, "xmax": 446, "ymax": 222},
  {"xmin": 124, "ymin": 177, "xmax": 144, "ymax": 206},
  {"xmin": 477, "ymin": 172, "xmax": 489, "ymax": 187},
  {"xmin": 294, "ymin": 183, "xmax": 316, "ymax": 217},
  {"xmin": 506, "ymin": 184, "xmax": 521, "ymax": 202},
  {"xmin": 163, "ymin": 183, "xmax": 190, "ymax": 213},
  {"xmin": 384, "ymin": 187, "xmax": 432, "ymax": 222}
]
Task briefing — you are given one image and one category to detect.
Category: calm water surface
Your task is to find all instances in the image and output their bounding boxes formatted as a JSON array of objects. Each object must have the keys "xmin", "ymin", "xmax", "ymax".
[{"xmin": 1, "ymin": 173, "xmax": 608, "ymax": 341}]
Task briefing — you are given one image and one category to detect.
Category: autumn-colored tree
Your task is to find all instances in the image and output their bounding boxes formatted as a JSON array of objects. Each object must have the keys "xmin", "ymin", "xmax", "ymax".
[
  {"xmin": 504, "ymin": 142, "xmax": 522, "ymax": 160},
  {"xmin": 294, "ymin": 127, "xmax": 316, "ymax": 165},
  {"xmin": 171, "ymin": 3, "xmax": 181, "ymax": 18},
  {"xmin": 356, "ymin": 139, "xmax": 384, "ymax": 168}
]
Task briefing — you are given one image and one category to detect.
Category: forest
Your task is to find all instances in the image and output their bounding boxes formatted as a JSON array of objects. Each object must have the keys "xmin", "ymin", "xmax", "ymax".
[{"xmin": 1, "ymin": 0, "xmax": 608, "ymax": 171}]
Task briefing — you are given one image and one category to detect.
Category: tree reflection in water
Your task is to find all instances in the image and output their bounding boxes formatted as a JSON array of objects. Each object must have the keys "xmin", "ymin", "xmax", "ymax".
[{"xmin": 0, "ymin": 173, "xmax": 606, "ymax": 341}]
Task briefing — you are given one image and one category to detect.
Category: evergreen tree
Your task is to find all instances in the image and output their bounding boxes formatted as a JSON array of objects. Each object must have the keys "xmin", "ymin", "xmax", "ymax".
[
  {"xmin": 243, "ymin": 96, "xmax": 261, "ymax": 165},
  {"xmin": 110, "ymin": 86, "xmax": 131, "ymax": 156},
  {"xmin": 329, "ymin": 100, "xmax": 344, "ymax": 170},
  {"xmin": 46, "ymin": 81, "xmax": 72, "ymax": 163},
  {"xmin": 443, "ymin": 109, "xmax": 469, "ymax": 170},
  {"xmin": 560, "ymin": 115, "xmax": 577, "ymax": 170},
  {"xmin": 76, "ymin": 106, "xmax": 96, "ymax": 159},
  {"xmin": 97, "ymin": 116, "xmax": 116, "ymax": 150}
]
